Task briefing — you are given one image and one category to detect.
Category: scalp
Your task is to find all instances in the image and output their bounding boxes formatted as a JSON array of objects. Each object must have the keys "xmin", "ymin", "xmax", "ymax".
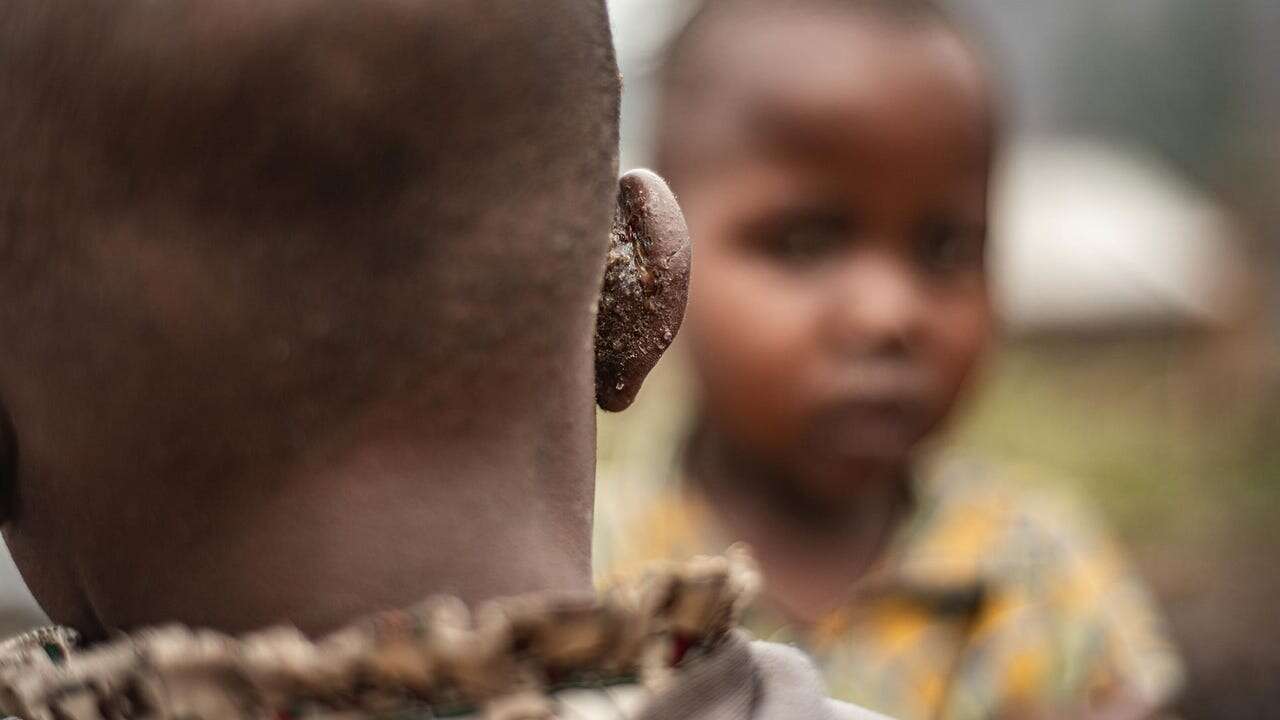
[
  {"xmin": 653, "ymin": 0, "xmax": 989, "ymax": 183},
  {"xmin": 0, "ymin": 0, "xmax": 622, "ymax": 360},
  {"xmin": 0, "ymin": 0, "xmax": 623, "ymax": 490},
  {"xmin": 0, "ymin": 0, "xmax": 618, "ymax": 233}
]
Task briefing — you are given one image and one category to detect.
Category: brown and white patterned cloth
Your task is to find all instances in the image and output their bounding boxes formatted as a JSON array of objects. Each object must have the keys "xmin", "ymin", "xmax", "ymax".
[{"xmin": 0, "ymin": 548, "xmax": 885, "ymax": 720}]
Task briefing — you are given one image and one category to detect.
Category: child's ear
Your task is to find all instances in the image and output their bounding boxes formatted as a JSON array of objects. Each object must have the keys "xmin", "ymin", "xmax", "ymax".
[{"xmin": 595, "ymin": 170, "xmax": 691, "ymax": 412}]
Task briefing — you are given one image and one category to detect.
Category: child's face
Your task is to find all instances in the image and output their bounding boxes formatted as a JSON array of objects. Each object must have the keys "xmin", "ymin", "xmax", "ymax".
[{"xmin": 677, "ymin": 13, "xmax": 993, "ymax": 498}]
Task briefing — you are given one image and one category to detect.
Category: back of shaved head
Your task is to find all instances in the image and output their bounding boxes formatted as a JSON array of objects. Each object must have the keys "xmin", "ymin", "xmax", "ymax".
[
  {"xmin": 0, "ymin": 0, "xmax": 620, "ymax": 350},
  {"xmin": 0, "ymin": 0, "xmax": 621, "ymax": 435},
  {"xmin": 0, "ymin": 0, "xmax": 622, "ymax": 633}
]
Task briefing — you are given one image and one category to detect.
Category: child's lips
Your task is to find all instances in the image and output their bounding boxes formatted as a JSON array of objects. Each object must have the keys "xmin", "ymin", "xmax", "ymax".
[{"xmin": 806, "ymin": 393, "xmax": 929, "ymax": 460}]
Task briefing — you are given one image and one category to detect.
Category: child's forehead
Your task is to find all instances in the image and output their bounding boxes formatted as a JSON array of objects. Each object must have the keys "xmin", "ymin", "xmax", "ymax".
[
  {"xmin": 683, "ymin": 11, "xmax": 993, "ymax": 173},
  {"xmin": 719, "ymin": 13, "xmax": 983, "ymax": 114}
]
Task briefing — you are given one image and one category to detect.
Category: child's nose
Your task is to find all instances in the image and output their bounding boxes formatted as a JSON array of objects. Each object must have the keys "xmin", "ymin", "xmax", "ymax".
[{"xmin": 822, "ymin": 250, "xmax": 927, "ymax": 355}]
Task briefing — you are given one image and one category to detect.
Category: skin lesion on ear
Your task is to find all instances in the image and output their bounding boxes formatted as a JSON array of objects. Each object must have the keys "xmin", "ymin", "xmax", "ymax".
[{"xmin": 594, "ymin": 170, "xmax": 692, "ymax": 412}]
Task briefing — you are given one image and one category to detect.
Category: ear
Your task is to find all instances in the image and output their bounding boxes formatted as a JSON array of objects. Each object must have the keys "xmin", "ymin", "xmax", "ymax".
[{"xmin": 595, "ymin": 170, "xmax": 692, "ymax": 412}]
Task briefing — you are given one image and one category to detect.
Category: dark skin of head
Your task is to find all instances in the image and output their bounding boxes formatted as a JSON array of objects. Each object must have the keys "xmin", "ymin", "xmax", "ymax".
[
  {"xmin": 660, "ymin": 8, "xmax": 1159, "ymax": 719},
  {"xmin": 0, "ymin": 0, "xmax": 690, "ymax": 641}
]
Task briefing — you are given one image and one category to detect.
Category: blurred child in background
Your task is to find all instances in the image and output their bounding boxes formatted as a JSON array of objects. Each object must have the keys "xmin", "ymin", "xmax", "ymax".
[{"xmin": 599, "ymin": 1, "xmax": 1182, "ymax": 718}]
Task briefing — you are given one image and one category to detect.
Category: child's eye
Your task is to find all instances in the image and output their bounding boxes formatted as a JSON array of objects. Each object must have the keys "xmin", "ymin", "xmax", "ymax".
[
  {"xmin": 915, "ymin": 216, "xmax": 985, "ymax": 275},
  {"xmin": 753, "ymin": 212, "xmax": 850, "ymax": 265}
]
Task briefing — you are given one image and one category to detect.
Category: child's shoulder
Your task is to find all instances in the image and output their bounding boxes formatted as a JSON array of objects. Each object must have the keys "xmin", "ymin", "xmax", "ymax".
[
  {"xmin": 921, "ymin": 455, "xmax": 1114, "ymax": 531},
  {"xmin": 905, "ymin": 455, "xmax": 1127, "ymax": 581},
  {"xmin": 910, "ymin": 456, "xmax": 1183, "ymax": 707}
]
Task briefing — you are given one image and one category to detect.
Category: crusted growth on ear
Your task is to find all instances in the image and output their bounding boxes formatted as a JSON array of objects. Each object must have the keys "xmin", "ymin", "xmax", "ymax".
[{"xmin": 595, "ymin": 170, "xmax": 691, "ymax": 412}]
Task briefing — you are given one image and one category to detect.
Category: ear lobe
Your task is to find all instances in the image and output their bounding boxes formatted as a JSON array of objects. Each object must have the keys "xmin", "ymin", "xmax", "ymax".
[{"xmin": 595, "ymin": 169, "xmax": 691, "ymax": 412}]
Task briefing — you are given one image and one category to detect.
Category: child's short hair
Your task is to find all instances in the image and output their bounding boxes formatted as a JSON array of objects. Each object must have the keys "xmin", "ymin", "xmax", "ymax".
[
  {"xmin": 664, "ymin": 0, "xmax": 950, "ymax": 85},
  {"xmin": 656, "ymin": 0, "xmax": 971, "ymax": 180}
]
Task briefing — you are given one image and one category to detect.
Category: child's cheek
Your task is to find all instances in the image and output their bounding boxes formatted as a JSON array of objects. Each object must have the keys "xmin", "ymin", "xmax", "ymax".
[
  {"xmin": 689, "ymin": 266, "xmax": 826, "ymax": 453},
  {"xmin": 925, "ymin": 289, "xmax": 993, "ymax": 417}
]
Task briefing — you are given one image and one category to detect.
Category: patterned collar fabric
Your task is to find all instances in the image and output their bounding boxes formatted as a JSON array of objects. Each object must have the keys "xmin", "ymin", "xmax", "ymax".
[{"xmin": 0, "ymin": 550, "xmax": 759, "ymax": 720}]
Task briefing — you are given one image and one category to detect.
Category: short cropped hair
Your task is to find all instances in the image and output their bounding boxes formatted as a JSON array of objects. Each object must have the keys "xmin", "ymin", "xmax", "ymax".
[
  {"xmin": 0, "ymin": 0, "xmax": 621, "ymax": 406},
  {"xmin": 655, "ymin": 0, "xmax": 965, "ymax": 180}
]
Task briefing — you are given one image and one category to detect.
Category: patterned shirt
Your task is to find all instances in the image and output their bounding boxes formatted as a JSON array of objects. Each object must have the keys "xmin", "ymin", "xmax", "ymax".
[{"xmin": 596, "ymin": 458, "xmax": 1183, "ymax": 720}]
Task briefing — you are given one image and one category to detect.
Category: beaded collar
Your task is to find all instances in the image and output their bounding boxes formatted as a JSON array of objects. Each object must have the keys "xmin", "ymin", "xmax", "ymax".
[{"xmin": 0, "ymin": 548, "xmax": 758, "ymax": 720}]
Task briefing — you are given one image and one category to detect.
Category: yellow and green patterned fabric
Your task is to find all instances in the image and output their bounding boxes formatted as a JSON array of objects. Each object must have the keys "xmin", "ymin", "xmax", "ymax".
[{"xmin": 595, "ymin": 458, "xmax": 1183, "ymax": 720}]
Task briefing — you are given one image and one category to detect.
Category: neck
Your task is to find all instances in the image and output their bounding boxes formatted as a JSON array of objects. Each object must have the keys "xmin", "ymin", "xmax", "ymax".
[
  {"xmin": 690, "ymin": 423, "xmax": 910, "ymax": 541},
  {"xmin": 90, "ymin": 382, "xmax": 598, "ymax": 640},
  {"xmin": 688, "ymin": 422, "xmax": 910, "ymax": 622},
  {"xmin": 268, "ymin": 410, "xmax": 597, "ymax": 634}
]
